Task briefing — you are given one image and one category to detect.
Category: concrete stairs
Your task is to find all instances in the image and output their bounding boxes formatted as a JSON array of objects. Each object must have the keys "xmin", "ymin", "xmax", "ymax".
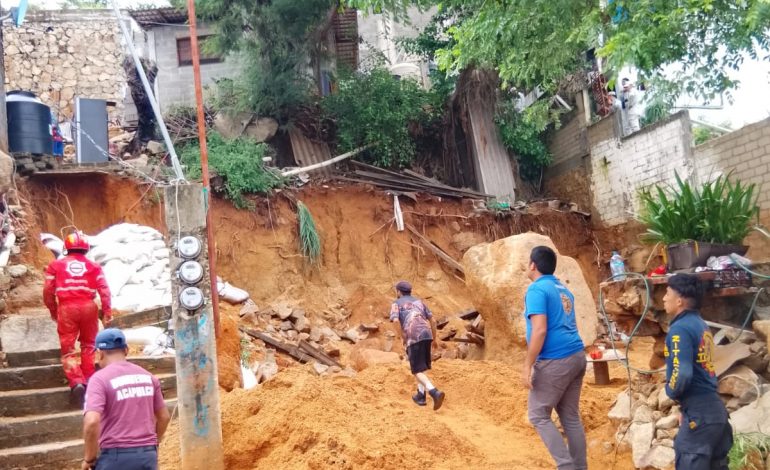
[{"xmin": 0, "ymin": 308, "xmax": 176, "ymax": 470}]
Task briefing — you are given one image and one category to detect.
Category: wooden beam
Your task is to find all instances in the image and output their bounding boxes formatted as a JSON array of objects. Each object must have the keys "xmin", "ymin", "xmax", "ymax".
[
  {"xmin": 458, "ymin": 309, "xmax": 479, "ymax": 321},
  {"xmin": 436, "ymin": 316, "xmax": 450, "ymax": 330},
  {"xmin": 240, "ymin": 328, "xmax": 312, "ymax": 364},
  {"xmin": 298, "ymin": 340, "xmax": 342, "ymax": 368},
  {"xmin": 405, "ymin": 224, "xmax": 465, "ymax": 274}
]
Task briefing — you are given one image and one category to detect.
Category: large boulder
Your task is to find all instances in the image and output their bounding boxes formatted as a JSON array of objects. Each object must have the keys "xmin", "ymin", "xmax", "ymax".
[
  {"xmin": 462, "ymin": 232, "xmax": 598, "ymax": 361},
  {"xmin": 718, "ymin": 365, "xmax": 759, "ymax": 404},
  {"xmin": 628, "ymin": 422, "xmax": 655, "ymax": 469},
  {"xmin": 640, "ymin": 445, "xmax": 675, "ymax": 469}
]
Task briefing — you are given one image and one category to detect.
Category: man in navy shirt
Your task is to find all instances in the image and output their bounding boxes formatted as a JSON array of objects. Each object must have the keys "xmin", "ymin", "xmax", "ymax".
[
  {"xmin": 663, "ymin": 274, "xmax": 732, "ymax": 469},
  {"xmin": 523, "ymin": 246, "xmax": 587, "ymax": 470}
]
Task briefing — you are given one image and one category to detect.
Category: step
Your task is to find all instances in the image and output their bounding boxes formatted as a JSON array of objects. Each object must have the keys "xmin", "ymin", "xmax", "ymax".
[
  {"xmin": 0, "ymin": 399, "xmax": 178, "ymax": 449},
  {"xmin": 0, "ymin": 355, "xmax": 176, "ymax": 392},
  {"xmin": 111, "ymin": 306, "xmax": 171, "ymax": 330},
  {"xmin": 0, "ymin": 439, "xmax": 82, "ymax": 470},
  {"xmin": 3, "ymin": 348, "xmax": 60, "ymax": 368},
  {"xmin": 0, "ymin": 374, "xmax": 177, "ymax": 417}
]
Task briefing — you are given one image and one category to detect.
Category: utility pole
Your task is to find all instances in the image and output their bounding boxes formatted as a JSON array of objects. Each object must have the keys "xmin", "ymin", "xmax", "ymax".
[
  {"xmin": 186, "ymin": 0, "xmax": 221, "ymax": 337},
  {"xmin": 164, "ymin": 183, "xmax": 225, "ymax": 470},
  {"xmin": 0, "ymin": 0, "xmax": 9, "ymax": 153}
]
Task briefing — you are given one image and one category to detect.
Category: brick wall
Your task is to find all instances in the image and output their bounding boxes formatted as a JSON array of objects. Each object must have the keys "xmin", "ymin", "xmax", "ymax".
[{"xmin": 693, "ymin": 117, "xmax": 770, "ymax": 209}]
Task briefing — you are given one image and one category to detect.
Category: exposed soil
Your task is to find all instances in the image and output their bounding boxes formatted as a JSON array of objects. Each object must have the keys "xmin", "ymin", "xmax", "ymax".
[
  {"xmin": 159, "ymin": 354, "xmax": 636, "ymax": 469},
  {"xmin": 14, "ymin": 174, "xmax": 642, "ymax": 468}
]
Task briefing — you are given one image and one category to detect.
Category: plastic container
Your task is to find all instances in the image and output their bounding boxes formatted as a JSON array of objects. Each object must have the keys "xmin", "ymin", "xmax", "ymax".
[
  {"xmin": 665, "ymin": 241, "xmax": 748, "ymax": 271},
  {"xmin": 6, "ymin": 91, "xmax": 53, "ymax": 155},
  {"xmin": 610, "ymin": 251, "xmax": 626, "ymax": 280}
]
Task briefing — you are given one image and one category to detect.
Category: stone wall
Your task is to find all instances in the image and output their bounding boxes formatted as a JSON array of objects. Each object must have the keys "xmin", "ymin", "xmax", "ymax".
[{"xmin": 4, "ymin": 10, "xmax": 126, "ymax": 121}]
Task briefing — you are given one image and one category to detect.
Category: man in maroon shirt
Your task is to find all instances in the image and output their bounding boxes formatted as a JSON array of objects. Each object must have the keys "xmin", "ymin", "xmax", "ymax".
[{"xmin": 82, "ymin": 329, "xmax": 171, "ymax": 470}]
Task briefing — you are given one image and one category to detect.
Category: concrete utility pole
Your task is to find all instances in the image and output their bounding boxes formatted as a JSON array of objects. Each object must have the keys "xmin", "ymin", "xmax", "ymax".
[{"xmin": 164, "ymin": 183, "xmax": 225, "ymax": 470}]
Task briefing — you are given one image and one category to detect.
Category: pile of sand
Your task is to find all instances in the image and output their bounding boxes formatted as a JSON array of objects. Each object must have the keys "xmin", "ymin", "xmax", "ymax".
[{"xmin": 160, "ymin": 358, "xmax": 634, "ymax": 469}]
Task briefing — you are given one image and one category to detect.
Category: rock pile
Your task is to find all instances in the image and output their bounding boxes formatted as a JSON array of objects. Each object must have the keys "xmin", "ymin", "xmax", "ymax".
[{"xmin": 611, "ymin": 332, "xmax": 770, "ymax": 469}]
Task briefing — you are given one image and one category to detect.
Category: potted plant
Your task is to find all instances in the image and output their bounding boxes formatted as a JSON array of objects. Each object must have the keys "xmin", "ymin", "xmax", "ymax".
[{"xmin": 638, "ymin": 172, "xmax": 760, "ymax": 271}]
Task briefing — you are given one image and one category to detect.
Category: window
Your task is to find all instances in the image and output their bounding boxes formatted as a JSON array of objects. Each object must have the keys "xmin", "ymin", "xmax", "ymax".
[{"xmin": 176, "ymin": 36, "xmax": 222, "ymax": 66}]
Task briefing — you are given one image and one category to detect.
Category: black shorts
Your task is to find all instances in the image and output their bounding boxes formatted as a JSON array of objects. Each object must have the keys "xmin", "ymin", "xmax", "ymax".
[{"xmin": 407, "ymin": 339, "xmax": 432, "ymax": 374}]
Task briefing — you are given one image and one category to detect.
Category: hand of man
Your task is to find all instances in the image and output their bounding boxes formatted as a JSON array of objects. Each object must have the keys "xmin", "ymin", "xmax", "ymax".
[
  {"xmin": 102, "ymin": 312, "xmax": 112, "ymax": 327},
  {"xmin": 81, "ymin": 460, "xmax": 95, "ymax": 470},
  {"xmin": 522, "ymin": 364, "xmax": 533, "ymax": 390}
]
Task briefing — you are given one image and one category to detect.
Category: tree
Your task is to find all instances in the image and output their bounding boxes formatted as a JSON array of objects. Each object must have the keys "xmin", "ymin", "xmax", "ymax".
[
  {"xmin": 185, "ymin": 0, "xmax": 337, "ymax": 123},
  {"xmin": 347, "ymin": 0, "xmax": 770, "ymax": 102}
]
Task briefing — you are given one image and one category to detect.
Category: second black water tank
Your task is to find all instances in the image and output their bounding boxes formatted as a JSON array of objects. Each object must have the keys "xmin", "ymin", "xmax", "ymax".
[{"xmin": 7, "ymin": 90, "xmax": 53, "ymax": 155}]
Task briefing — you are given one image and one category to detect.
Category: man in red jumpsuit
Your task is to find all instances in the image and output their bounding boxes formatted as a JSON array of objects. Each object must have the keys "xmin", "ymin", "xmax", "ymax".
[{"xmin": 43, "ymin": 231, "xmax": 112, "ymax": 407}]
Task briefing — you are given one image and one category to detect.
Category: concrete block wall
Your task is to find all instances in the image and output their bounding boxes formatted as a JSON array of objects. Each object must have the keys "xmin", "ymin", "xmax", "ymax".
[
  {"xmin": 586, "ymin": 111, "xmax": 693, "ymax": 226},
  {"xmin": 150, "ymin": 25, "xmax": 241, "ymax": 114},
  {"xmin": 693, "ymin": 117, "xmax": 770, "ymax": 209},
  {"xmin": 547, "ymin": 97, "xmax": 589, "ymax": 167}
]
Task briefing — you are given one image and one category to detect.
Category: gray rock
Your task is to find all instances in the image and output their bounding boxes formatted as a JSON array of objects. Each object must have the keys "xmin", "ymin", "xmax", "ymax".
[
  {"xmin": 730, "ymin": 392, "xmax": 770, "ymax": 434},
  {"xmin": 279, "ymin": 321, "xmax": 293, "ymax": 331},
  {"xmin": 656, "ymin": 414, "xmax": 679, "ymax": 430},
  {"xmin": 7, "ymin": 264, "xmax": 27, "ymax": 278},
  {"xmin": 646, "ymin": 391, "xmax": 659, "ymax": 410},
  {"xmin": 145, "ymin": 140, "xmax": 165, "ymax": 155},
  {"xmin": 754, "ymin": 320, "xmax": 770, "ymax": 343},
  {"xmin": 290, "ymin": 308, "xmax": 305, "ymax": 321},
  {"xmin": 652, "ymin": 410, "xmax": 663, "ymax": 422},
  {"xmin": 320, "ymin": 327, "xmax": 340, "ymax": 342},
  {"xmin": 274, "ymin": 302, "xmax": 293, "ymax": 320},
  {"xmin": 298, "ymin": 332, "xmax": 310, "ymax": 342},
  {"xmin": 309, "ymin": 327, "xmax": 322, "ymax": 343},
  {"xmin": 628, "ymin": 422, "xmax": 655, "ymax": 469},
  {"xmin": 312, "ymin": 362, "xmax": 329, "ymax": 376},
  {"xmin": 609, "ymin": 391, "xmax": 632, "ymax": 423},
  {"xmin": 343, "ymin": 328, "xmax": 360, "ymax": 343},
  {"xmin": 633, "ymin": 404, "xmax": 654, "ymax": 424},
  {"xmin": 640, "ymin": 445, "xmax": 675, "ymax": 469},
  {"xmin": 0, "ymin": 314, "xmax": 60, "ymax": 353},
  {"xmin": 718, "ymin": 365, "xmax": 759, "ymax": 402},
  {"xmin": 740, "ymin": 353, "xmax": 769, "ymax": 374},
  {"xmin": 658, "ymin": 387, "xmax": 675, "ymax": 412},
  {"xmin": 749, "ymin": 341, "xmax": 767, "ymax": 354},
  {"xmin": 294, "ymin": 316, "xmax": 311, "ymax": 334}
]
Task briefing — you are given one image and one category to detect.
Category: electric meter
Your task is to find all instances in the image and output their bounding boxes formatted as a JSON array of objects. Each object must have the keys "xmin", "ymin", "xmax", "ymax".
[
  {"xmin": 178, "ymin": 260, "xmax": 204, "ymax": 284},
  {"xmin": 177, "ymin": 236, "xmax": 202, "ymax": 259},
  {"xmin": 179, "ymin": 286, "xmax": 205, "ymax": 311}
]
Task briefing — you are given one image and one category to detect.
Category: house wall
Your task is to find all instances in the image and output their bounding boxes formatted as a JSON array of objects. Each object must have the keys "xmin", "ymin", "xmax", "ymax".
[
  {"xmin": 149, "ymin": 25, "xmax": 241, "ymax": 113},
  {"xmin": 3, "ymin": 9, "xmax": 127, "ymax": 121}
]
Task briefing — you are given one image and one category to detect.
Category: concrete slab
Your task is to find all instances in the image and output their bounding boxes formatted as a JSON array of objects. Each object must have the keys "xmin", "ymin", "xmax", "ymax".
[
  {"xmin": 0, "ymin": 315, "xmax": 59, "ymax": 353},
  {"xmin": 0, "ymin": 439, "xmax": 82, "ymax": 469}
]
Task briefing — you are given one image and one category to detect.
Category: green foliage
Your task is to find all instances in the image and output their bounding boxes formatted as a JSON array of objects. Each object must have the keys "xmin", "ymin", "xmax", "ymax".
[
  {"xmin": 180, "ymin": 131, "xmax": 283, "ymax": 209},
  {"xmin": 728, "ymin": 433, "xmax": 770, "ymax": 470},
  {"xmin": 495, "ymin": 100, "xmax": 555, "ymax": 181},
  {"xmin": 190, "ymin": 0, "xmax": 336, "ymax": 122},
  {"xmin": 693, "ymin": 126, "xmax": 727, "ymax": 145},
  {"xmin": 638, "ymin": 172, "xmax": 760, "ymax": 245},
  {"xmin": 321, "ymin": 67, "xmax": 441, "ymax": 168},
  {"xmin": 348, "ymin": 0, "xmax": 770, "ymax": 102},
  {"xmin": 297, "ymin": 201, "xmax": 322, "ymax": 264}
]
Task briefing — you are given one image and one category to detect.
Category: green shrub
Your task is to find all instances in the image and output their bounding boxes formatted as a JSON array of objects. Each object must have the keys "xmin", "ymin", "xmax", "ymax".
[
  {"xmin": 180, "ymin": 131, "xmax": 283, "ymax": 208},
  {"xmin": 638, "ymin": 172, "xmax": 760, "ymax": 245},
  {"xmin": 728, "ymin": 433, "xmax": 770, "ymax": 470},
  {"xmin": 297, "ymin": 201, "xmax": 321, "ymax": 264},
  {"xmin": 495, "ymin": 100, "xmax": 555, "ymax": 181},
  {"xmin": 321, "ymin": 67, "xmax": 442, "ymax": 168}
]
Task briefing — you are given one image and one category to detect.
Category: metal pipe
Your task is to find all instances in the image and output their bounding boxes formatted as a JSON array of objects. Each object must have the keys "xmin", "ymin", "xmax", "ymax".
[
  {"xmin": 109, "ymin": 1, "xmax": 186, "ymax": 181},
  {"xmin": 186, "ymin": 0, "xmax": 221, "ymax": 339}
]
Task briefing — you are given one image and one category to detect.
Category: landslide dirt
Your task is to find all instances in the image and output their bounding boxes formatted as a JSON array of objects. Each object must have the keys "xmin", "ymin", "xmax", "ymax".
[
  {"xmin": 18, "ymin": 175, "xmax": 640, "ymax": 468},
  {"xmin": 159, "ymin": 354, "xmax": 635, "ymax": 470}
]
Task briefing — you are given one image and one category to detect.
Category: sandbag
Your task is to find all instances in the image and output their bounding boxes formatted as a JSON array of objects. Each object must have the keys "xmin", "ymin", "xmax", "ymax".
[
  {"xmin": 217, "ymin": 277, "xmax": 249, "ymax": 304},
  {"xmin": 102, "ymin": 259, "xmax": 133, "ymax": 294}
]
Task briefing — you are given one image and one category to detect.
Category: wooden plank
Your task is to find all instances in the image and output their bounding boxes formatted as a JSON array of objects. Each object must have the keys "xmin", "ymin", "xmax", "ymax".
[
  {"xmin": 240, "ymin": 328, "xmax": 312, "ymax": 364},
  {"xmin": 458, "ymin": 309, "xmax": 480, "ymax": 321},
  {"xmin": 402, "ymin": 169, "xmax": 490, "ymax": 198},
  {"xmin": 440, "ymin": 328, "xmax": 457, "ymax": 341},
  {"xmin": 353, "ymin": 170, "xmax": 477, "ymax": 199},
  {"xmin": 436, "ymin": 316, "xmax": 450, "ymax": 330},
  {"xmin": 335, "ymin": 176, "xmax": 470, "ymax": 199},
  {"xmin": 405, "ymin": 224, "xmax": 465, "ymax": 274},
  {"xmin": 298, "ymin": 340, "xmax": 342, "ymax": 368}
]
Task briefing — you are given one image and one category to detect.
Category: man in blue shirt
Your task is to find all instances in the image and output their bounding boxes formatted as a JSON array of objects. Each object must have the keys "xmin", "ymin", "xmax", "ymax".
[
  {"xmin": 663, "ymin": 274, "xmax": 732, "ymax": 470},
  {"xmin": 523, "ymin": 246, "xmax": 587, "ymax": 470}
]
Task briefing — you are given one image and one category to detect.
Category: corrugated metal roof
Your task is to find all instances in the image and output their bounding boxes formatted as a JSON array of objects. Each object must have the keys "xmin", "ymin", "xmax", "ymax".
[
  {"xmin": 129, "ymin": 8, "xmax": 188, "ymax": 28},
  {"xmin": 289, "ymin": 129, "xmax": 333, "ymax": 176}
]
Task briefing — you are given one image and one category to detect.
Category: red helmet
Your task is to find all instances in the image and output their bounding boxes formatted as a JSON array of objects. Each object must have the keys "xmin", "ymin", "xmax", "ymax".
[{"xmin": 64, "ymin": 231, "xmax": 90, "ymax": 252}]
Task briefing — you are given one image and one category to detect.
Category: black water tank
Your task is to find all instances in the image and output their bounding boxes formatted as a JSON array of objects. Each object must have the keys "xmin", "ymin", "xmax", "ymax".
[{"xmin": 7, "ymin": 91, "xmax": 53, "ymax": 155}]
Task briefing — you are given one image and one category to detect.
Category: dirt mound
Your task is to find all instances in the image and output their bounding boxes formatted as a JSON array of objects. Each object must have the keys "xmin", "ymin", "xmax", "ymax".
[{"xmin": 160, "ymin": 358, "xmax": 634, "ymax": 470}]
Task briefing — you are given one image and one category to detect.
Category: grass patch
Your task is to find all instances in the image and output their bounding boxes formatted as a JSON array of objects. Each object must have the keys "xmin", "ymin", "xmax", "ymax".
[{"xmin": 729, "ymin": 433, "xmax": 770, "ymax": 470}]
